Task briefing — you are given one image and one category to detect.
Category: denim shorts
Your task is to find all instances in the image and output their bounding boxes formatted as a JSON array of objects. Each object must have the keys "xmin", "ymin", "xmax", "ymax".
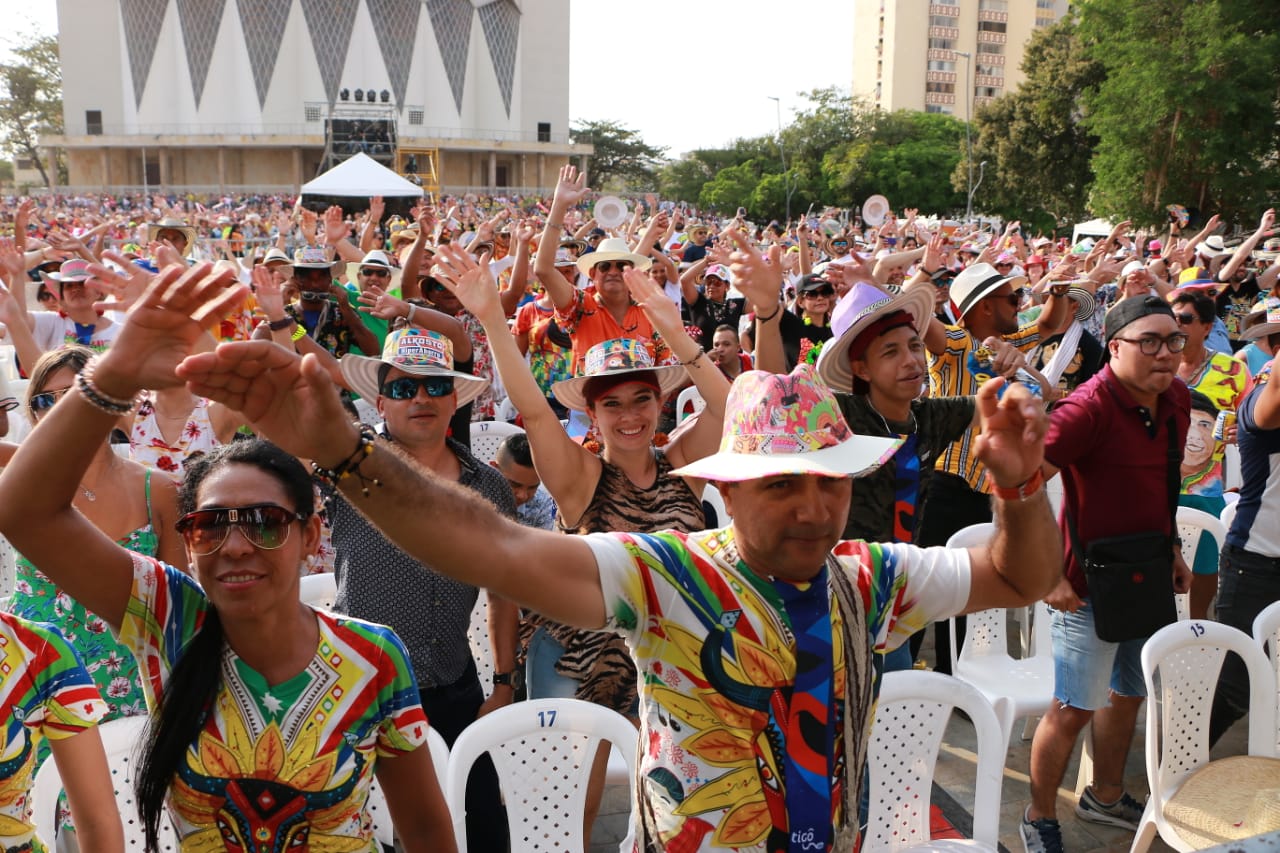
[
  {"xmin": 524, "ymin": 626, "xmax": 579, "ymax": 700},
  {"xmin": 1050, "ymin": 600, "xmax": 1146, "ymax": 710}
]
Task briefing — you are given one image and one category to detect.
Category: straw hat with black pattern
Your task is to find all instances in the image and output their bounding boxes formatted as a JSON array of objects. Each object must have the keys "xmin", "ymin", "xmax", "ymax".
[
  {"xmin": 145, "ymin": 217, "xmax": 198, "ymax": 249},
  {"xmin": 551, "ymin": 338, "xmax": 685, "ymax": 413},
  {"xmin": 950, "ymin": 262, "xmax": 1028, "ymax": 320},
  {"xmin": 339, "ymin": 327, "xmax": 488, "ymax": 406}
]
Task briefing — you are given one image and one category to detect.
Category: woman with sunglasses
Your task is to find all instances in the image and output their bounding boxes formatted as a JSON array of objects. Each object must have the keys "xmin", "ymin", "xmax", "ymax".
[
  {"xmin": 0, "ymin": 264, "xmax": 453, "ymax": 852},
  {"xmin": 774, "ymin": 273, "xmax": 837, "ymax": 369},
  {"xmin": 434, "ymin": 243, "xmax": 730, "ymax": 841}
]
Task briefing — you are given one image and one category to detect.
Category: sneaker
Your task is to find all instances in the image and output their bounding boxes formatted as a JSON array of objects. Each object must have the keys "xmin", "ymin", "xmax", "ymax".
[
  {"xmin": 1073, "ymin": 786, "xmax": 1145, "ymax": 830},
  {"xmin": 1020, "ymin": 807, "xmax": 1065, "ymax": 853}
]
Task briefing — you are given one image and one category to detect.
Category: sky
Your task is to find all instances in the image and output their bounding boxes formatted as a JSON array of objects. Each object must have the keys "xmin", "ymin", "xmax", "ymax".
[{"xmin": 0, "ymin": 0, "xmax": 855, "ymax": 157}]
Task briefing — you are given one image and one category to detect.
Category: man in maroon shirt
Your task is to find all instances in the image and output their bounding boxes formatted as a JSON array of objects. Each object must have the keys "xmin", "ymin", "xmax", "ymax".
[{"xmin": 1021, "ymin": 296, "xmax": 1192, "ymax": 853}]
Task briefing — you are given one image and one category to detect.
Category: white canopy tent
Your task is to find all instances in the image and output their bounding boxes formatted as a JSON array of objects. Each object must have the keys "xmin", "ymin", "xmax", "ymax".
[{"xmin": 301, "ymin": 153, "xmax": 423, "ymax": 198}]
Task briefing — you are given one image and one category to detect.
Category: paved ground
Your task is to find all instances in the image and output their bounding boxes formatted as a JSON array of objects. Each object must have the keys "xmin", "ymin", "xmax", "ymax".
[{"xmin": 587, "ymin": 619, "xmax": 1255, "ymax": 853}]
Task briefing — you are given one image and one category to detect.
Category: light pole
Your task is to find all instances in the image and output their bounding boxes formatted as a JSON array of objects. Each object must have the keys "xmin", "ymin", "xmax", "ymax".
[
  {"xmin": 955, "ymin": 50, "xmax": 975, "ymax": 222},
  {"xmin": 968, "ymin": 160, "xmax": 987, "ymax": 224},
  {"xmin": 768, "ymin": 95, "xmax": 791, "ymax": 222}
]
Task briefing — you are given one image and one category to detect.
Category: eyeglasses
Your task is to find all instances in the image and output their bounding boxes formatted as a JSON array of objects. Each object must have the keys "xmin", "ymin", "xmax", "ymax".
[
  {"xmin": 30, "ymin": 386, "xmax": 72, "ymax": 415},
  {"xmin": 359, "ymin": 267, "xmax": 390, "ymax": 277},
  {"xmin": 804, "ymin": 287, "xmax": 836, "ymax": 298},
  {"xmin": 175, "ymin": 504, "xmax": 304, "ymax": 556},
  {"xmin": 593, "ymin": 260, "xmax": 632, "ymax": 273},
  {"xmin": 987, "ymin": 291, "xmax": 1023, "ymax": 307},
  {"xmin": 421, "ymin": 279, "xmax": 448, "ymax": 292},
  {"xmin": 299, "ymin": 290, "xmax": 329, "ymax": 302},
  {"xmin": 1174, "ymin": 312, "xmax": 1199, "ymax": 326},
  {"xmin": 380, "ymin": 376, "xmax": 455, "ymax": 399},
  {"xmin": 995, "ymin": 263, "xmax": 1014, "ymax": 270},
  {"xmin": 1113, "ymin": 333, "xmax": 1189, "ymax": 356}
]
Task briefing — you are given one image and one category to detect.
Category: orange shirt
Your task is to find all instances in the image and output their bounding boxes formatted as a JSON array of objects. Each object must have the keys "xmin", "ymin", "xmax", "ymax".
[{"xmin": 554, "ymin": 289, "xmax": 673, "ymax": 374}]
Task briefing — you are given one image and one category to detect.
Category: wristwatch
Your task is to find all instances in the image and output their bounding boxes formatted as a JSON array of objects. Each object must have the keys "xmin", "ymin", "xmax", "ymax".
[{"xmin": 493, "ymin": 669, "xmax": 525, "ymax": 691}]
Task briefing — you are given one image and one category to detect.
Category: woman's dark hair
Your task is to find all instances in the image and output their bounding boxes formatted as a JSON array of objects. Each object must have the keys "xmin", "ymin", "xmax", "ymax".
[{"xmin": 137, "ymin": 439, "xmax": 313, "ymax": 849}]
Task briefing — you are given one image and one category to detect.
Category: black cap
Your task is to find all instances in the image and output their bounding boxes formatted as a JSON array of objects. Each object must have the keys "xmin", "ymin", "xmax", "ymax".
[
  {"xmin": 1104, "ymin": 295, "xmax": 1174, "ymax": 342},
  {"xmin": 798, "ymin": 273, "xmax": 833, "ymax": 293}
]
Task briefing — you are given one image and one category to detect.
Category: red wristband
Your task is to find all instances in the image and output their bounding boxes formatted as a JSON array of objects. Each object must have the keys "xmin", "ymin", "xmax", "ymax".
[{"xmin": 987, "ymin": 468, "xmax": 1044, "ymax": 501}]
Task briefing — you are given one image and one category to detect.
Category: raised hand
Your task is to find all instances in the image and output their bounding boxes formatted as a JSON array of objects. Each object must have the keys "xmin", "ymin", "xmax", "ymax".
[
  {"xmin": 88, "ymin": 250, "xmax": 155, "ymax": 312},
  {"xmin": 298, "ymin": 208, "xmax": 318, "ymax": 245},
  {"xmin": 322, "ymin": 205, "xmax": 349, "ymax": 245},
  {"xmin": 250, "ymin": 263, "xmax": 286, "ymax": 319},
  {"xmin": 357, "ymin": 284, "xmax": 410, "ymax": 321},
  {"xmin": 725, "ymin": 228, "xmax": 783, "ymax": 313},
  {"xmin": 368, "ymin": 196, "xmax": 385, "ymax": 223},
  {"xmin": 1260, "ymin": 208, "xmax": 1276, "ymax": 235},
  {"xmin": 971, "ymin": 378, "xmax": 1048, "ymax": 489},
  {"xmin": 623, "ymin": 267, "xmax": 683, "ymax": 342},
  {"xmin": 95, "ymin": 262, "xmax": 248, "ymax": 396},
  {"xmin": 922, "ymin": 231, "xmax": 946, "ymax": 272},
  {"xmin": 14, "ymin": 198, "xmax": 32, "ymax": 254},
  {"xmin": 432, "ymin": 244, "xmax": 504, "ymax": 326},
  {"xmin": 149, "ymin": 240, "xmax": 184, "ymax": 269},
  {"xmin": 551, "ymin": 165, "xmax": 590, "ymax": 208},
  {"xmin": 0, "ymin": 237, "xmax": 28, "ymax": 283}
]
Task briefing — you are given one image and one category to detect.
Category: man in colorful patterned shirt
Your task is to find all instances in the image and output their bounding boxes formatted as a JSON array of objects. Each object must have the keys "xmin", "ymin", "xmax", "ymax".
[{"xmin": 189, "ymin": 331, "xmax": 1063, "ymax": 853}]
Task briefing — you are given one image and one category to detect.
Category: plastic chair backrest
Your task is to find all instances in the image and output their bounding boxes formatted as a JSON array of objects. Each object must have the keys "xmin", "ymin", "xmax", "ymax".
[
  {"xmin": 675, "ymin": 385, "xmax": 705, "ymax": 425},
  {"xmin": 1220, "ymin": 499, "xmax": 1238, "ymax": 534},
  {"xmin": 444, "ymin": 698, "xmax": 638, "ymax": 853},
  {"xmin": 495, "ymin": 396, "xmax": 518, "ymax": 423},
  {"xmin": 944, "ymin": 524, "xmax": 1002, "ymax": 672},
  {"xmin": 32, "ymin": 715, "xmax": 180, "ymax": 850},
  {"xmin": 299, "ymin": 572, "xmax": 336, "ymax": 609},
  {"xmin": 1252, "ymin": 600, "xmax": 1280, "ymax": 754},
  {"xmin": 702, "ymin": 483, "xmax": 730, "ymax": 527},
  {"xmin": 1030, "ymin": 600, "xmax": 1053, "ymax": 659},
  {"xmin": 1224, "ymin": 443, "xmax": 1242, "ymax": 492},
  {"xmin": 364, "ymin": 729, "xmax": 449, "ymax": 845},
  {"xmin": 1175, "ymin": 506, "xmax": 1226, "ymax": 621},
  {"xmin": 1142, "ymin": 620, "xmax": 1278, "ymax": 811},
  {"xmin": 469, "ymin": 420, "xmax": 525, "ymax": 465},
  {"xmin": 867, "ymin": 671, "xmax": 1004, "ymax": 850},
  {"xmin": 468, "ymin": 590, "xmax": 494, "ymax": 700}
]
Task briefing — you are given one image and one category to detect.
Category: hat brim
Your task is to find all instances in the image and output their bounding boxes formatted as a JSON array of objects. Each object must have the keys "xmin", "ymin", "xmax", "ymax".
[
  {"xmin": 339, "ymin": 353, "xmax": 489, "ymax": 406},
  {"xmin": 146, "ymin": 224, "xmax": 198, "ymax": 246},
  {"xmin": 344, "ymin": 262, "xmax": 402, "ymax": 291},
  {"xmin": 1067, "ymin": 286, "xmax": 1097, "ymax": 322},
  {"xmin": 956, "ymin": 273, "xmax": 1028, "ymax": 318},
  {"xmin": 293, "ymin": 260, "xmax": 341, "ymax": 271},
  {"xmin": 551, "ymin": 364, "xmax": 687, "ymax": 412},
  {"xmin": 46, "ymin": 272, "xmax": 91, "ymax": 284},
  {"xmin": 1242, "ymin": 321, "xmax": 1280, "ymax": 341},
  {"xmin": 576, "ymin": 249, "xmax": 653, "ymax": 277},
  {"xmin": 670, "ymin": 434, "xmax": 903, "ymax": 482},
  {"xmin": 816, "ymin": 285, "xmax": 936, "ymax": 394}
]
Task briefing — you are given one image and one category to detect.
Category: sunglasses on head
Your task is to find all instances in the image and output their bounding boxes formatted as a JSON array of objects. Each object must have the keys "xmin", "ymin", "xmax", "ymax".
[
  {"xmin": 359, "ymin": 267, "xmax": 390, "ymax": 277},
  {"xmin": 593, "ymin": 260, "xmax": 633, "ymax": 273},
  {"xmin": 380, "ymin": 375, "xmax": 455, "ymax": 400},
  {"xmin": 175, "ymin": 504, "xmax": 304, "ymax": 556},
  {"xmin": 30, "ymin": 386, "xmax": 72, "ymax": 415}
]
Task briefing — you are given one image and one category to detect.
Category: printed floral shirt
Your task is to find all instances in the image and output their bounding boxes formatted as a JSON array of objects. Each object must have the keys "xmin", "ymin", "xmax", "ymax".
[
  {"xmin": 554, "ymin": 290, "xmax": 674, "ymax": 375},
  {"xmin": 514, "ymin": 301, "xmax": 574, "ymax": 399},
  {"xmin": 583, "ymin": 527, "xmax": 969, "ymax": 852},
  {"xmin": 118, "ymin": 555, "xmax": 429, "ymax": 852},
  {"xmin": 457, "ymin": 309, "xmax": 496, "ymax": 420},
  {"xmin": 128, "ymin": 393, "xmax": 222, "ymax": 478},
  {"xmin": 0, "ymin": 613, "xmax": 106, "ymax": 853}
]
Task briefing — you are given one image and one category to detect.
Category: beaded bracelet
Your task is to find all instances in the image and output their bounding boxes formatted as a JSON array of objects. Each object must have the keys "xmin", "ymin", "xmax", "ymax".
[
  {"xmin": 312, "ymin": 425, "xmax": 383, "ymax": 497},
  {"xmin": 75, "ymin": 357, "xmax": 140, "ymax": 416},
  {"xmin": 680, "ymin": 349, "xmax": 707, "ymax": 368}
]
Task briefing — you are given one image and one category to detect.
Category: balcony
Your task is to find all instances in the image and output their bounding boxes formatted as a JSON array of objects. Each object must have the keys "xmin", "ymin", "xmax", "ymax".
[
  {"xmin": 977, "ymin": 9, "xmax": 1009, "ymax": 22},
  {"xmin": 927, "ymin": 71, "xmax": 959, "ymax": 84},
  {"xmin": 929, "ymin": 3, "xmax": 960, "ymax": 16},
  {"xmin": 925, "ymin": 92, "xmax": 957, "ymax": 106},
  {"xmin": 974, "ymin": 95, "xmax": 997, "ymax": 107},
  {"xmin": 929, "ymin": 26, "xmax": 960, "ymax": 39},
  {"xmin": 974, "ymin": 74, "xmax": 1003, "ymax": 87},
  {"xmin": 977, "ymin": 30, "xmax": 1007, "ymax": 43},
  {"xmin": 927, "ymin": 48, "xmax": 956, "ymax": 60}
]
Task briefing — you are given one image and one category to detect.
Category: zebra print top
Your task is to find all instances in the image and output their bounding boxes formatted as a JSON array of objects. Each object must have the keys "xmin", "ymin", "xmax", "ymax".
[{"xmin": 525, "ymin": 450, "xmax": 705, "ymax": 713}]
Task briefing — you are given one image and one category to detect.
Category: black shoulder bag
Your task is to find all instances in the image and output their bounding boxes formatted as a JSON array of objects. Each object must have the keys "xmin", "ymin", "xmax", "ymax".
[{"xmin": 1064, "ymin": 417, "xmax": 1180, "ymax": 642}]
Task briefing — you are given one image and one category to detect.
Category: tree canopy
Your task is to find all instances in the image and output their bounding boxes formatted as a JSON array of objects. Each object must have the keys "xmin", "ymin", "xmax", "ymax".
[
  {"xmin": 0, "ymin": 33, "xmax": 63, "ymax": 188},
  {"xmin": 571, "ymin": 119, "xmax": 667, "ymax": 192}
]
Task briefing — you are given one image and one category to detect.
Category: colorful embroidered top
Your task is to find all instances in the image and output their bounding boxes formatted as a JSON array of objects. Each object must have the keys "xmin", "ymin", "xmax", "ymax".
[
  {"xmin": 583, "ymin": 527, "xmax": 970, "ymax": 852},
  {"xmin": 128, "ymin": 394, "xmax": 222, "ymax": 477},
  {"xmin": 117, "ymin": 555, "xmax": 429, "ymax": 851},
  {"xmin": 928, "ymin": 324, "xmax": 1040, "ymax": 492},
  {"xmin": 0, "ymin": 613, "xmax": 106, "ymax": 853},
  {"xmin": 514, "ymin": 301, "xmax": 574, "ymax": 399}
]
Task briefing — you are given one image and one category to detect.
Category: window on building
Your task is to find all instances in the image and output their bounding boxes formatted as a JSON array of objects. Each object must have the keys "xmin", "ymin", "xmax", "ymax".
[
  {"xmin": 304, "ymin": 105, "xmax": 321, "ymax": 122},
  {"xmin": 1036, "ymin": 0, "xmax": 1055, "ymax": 7},
  {"xmin": 925, "ymin": 104, "xmax": 945, "ymax": 114},
  {"xmin": 929, "ymin": 15, "xmax": 956, "ymax": 26},
  {"xmin": 408, "ymin": 109, "xmax": 424, "ymax": 125},
  {"xmin": 927, "ymin": 60, "xmax": 957, "ymax": 72},
  {"xmin": 978, "ymin": 20, "xmax": 1007, "ymax": 33},
  {"xmin": 977, "ymin": 86, "xmax": 998, "ymax": 98},
  {"xmin": 537, "ymin": 122, "xmax": 551, "ymax": 142},
  {"xmin": 979, "ymin": 0, "xmax": 1008, "ymax": 9},
  {"xmin": 978, "ymin": 41, "xmax": 1004, "ymax": 54},
  {"xmin": 15, "ymin": 158, "xmax": 32, "ymax": 170},
  {"xmin": 926, "ymin": 81, "xmax": 956, "ymax": 94},
  {"xmin": 928, "ymin": 37, "xmax": 955, "ymax": 50},
  {"xmin": 85, "ymin": 110, "xmax": 102, "ymax": 135}
]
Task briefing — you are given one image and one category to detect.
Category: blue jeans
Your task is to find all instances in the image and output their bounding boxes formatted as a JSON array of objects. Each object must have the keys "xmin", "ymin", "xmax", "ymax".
[
  {"xmin": 1050, "ymin": 600, "xmax": 1145, "ymax": 710},
  {"xmin": 525, "ymin": 625, "xmax": 579, "ymax": 700}
]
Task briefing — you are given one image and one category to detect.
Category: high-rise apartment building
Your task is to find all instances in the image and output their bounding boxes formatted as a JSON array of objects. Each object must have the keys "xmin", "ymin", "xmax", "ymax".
[{"xmin": 852, "ymin": 0, "xmax": 1067, "ymax": 121}]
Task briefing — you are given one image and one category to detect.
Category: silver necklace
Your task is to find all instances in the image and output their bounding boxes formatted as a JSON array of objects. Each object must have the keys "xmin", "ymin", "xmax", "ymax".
[
  {"xmin": 867, "ymin": 399, "xmax": 916, "ymax": 436},
  {"xmin": 81, "ymin": 486, "xmax": 96, "ymax": 502}
]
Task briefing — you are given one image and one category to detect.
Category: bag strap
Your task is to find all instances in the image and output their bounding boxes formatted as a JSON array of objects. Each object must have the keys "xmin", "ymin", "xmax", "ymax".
[{"xmin": 1065, "ymin": 414, "xmax": 1180, "ymax": 563}]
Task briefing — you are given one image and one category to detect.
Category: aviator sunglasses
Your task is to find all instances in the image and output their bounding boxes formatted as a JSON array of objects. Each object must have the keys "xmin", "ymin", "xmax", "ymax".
[{"xmin": 175, "ymin": 504, "xmax": 304, "ymax": 556}]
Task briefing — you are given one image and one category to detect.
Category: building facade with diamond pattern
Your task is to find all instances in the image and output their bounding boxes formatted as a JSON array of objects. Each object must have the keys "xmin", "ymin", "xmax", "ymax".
[{"xmin": 47, "ymin": 0, "xmax": 589, "ymax": 193}]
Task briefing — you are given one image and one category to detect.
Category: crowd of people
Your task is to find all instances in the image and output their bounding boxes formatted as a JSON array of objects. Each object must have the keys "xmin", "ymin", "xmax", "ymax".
[{"xmin": 0, "ymin": 170, "xmax": 1274, "ymax": 853}]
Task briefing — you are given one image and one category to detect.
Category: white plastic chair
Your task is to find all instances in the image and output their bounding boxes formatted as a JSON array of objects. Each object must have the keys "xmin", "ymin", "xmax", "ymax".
[
  {"xmin": 1253, "ymin": 600, "xmax": 1280, "ymax": 755},
  {"xmin": 468, "ymin": 590, "xmax": 495, "ymax": 700},
  {"xmin": 444, "ymin": 698, "xmax": 638, "ymax": 853},
  {"xmin": 1224, "ymin": 443, "xmax": 1242, "ymax": 492},
  {"xmin": 364, "ymin": 726, "xmax": 452, "ymax": 846},
  {"xmin": 32, "ymin": 715, "xmax": 180, "ymax": 850},
  {"xmin": 1130, "ymin": 620, "xmax": 1279, "ymax": 852},
  {"xmin": 299, "ymin": 572, "xmax": 336, "ymax": 609},
  {"xmin": 495, "ymin": 396, "xmax": 518, "ymax": 423},
  {"xmin": 702, "ymin": 483, "xmax": 730, "ymax": 527},
  {"xmin": 469, "ymin": 420, "xmax": 525, "ymax": 465},
  {"xmin": 944, "ymin": 523, "xmax": 1055, "ymax": 750},
  {"xmin": 1220, "ymin": 499, "xmax": 1238, "ymax": 533},
  {"xmin": 1175, "ymin": 505, "xmax": 1226, "ymax": 621},
  {"xmin": 675, "ymin": 385, "xmax": 705, "ymax": 425},
  {"xmin": 867, "ymin": 671, "xmax": 1003, "ymax": 851}
]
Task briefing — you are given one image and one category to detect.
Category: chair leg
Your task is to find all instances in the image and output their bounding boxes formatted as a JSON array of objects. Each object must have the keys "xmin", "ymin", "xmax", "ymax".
[
  {"xmin": 1021, "ymin": 715, "xmax": 1040, "ymax": 741},
  {"xmin": 1074, "ymin": 724, "xmax": 1093, "ymax": 797},
  {"xmin": 1128, "ymin": 807, "xmax": 1158, "ymax": 853}
]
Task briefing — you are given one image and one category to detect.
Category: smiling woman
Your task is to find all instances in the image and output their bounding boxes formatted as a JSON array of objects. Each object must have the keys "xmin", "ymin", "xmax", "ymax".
[{"xmin": 0, "ymin": 263, "xmax": 455, "ymax": 853}]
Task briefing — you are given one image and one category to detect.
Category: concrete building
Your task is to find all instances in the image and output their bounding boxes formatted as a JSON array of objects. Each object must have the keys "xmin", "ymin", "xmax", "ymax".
[
  {"xmin": 852, "ymin": 0, "xmax": 1067, "ymax": 121},
  {"xmin": 45, "ymin": 0, "xmax": 591, "ymax": 193}
]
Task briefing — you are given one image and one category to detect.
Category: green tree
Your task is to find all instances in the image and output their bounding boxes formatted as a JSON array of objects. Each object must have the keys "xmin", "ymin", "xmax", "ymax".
[
  {"xmin": 0, "ymin": 33, "xmax": 63, "ymax": 188},
  {"xmin": 1076, "ymin": 0, "xmax": 1280, "ymax": 225},
  {"xmin": 959, "ymin": 17, "xmax": 1103, "ymax": 228},
  {"xmin": 570, "ymin": 119, "xmax": 667, "ymax": 191},
  {"xmin": 835, "ymin": 111, "xmax": 966, "ymax": 212}
]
